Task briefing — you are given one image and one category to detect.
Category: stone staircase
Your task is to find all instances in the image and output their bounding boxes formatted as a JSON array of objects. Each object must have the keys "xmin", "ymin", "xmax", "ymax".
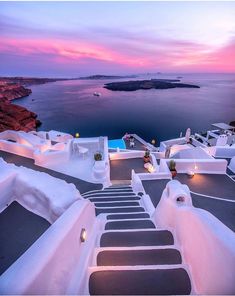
[{"xmin": 82, "ymin": 185, "xmax": 192, "ymax": 295}]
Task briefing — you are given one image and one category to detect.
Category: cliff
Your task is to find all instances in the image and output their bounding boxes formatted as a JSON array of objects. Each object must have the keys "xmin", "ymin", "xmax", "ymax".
[
  {"xmin": 104, "ymin": 79, "xmax": 200, "ymax": 91},
  {"xmin": 0, "ymin": 81, "xmax": 41, "ymax": 133}
]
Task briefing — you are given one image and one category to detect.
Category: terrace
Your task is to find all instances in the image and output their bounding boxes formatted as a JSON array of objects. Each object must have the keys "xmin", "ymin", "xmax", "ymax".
[
  {"xmin": 110, "ymin": 158, "xmax": 147, "ymax": 180},
  {"xmin": 0, "ymin": 202, "xmax": 50, "ymax": 275},
  {"xmin": 0, "ymin": 150, "xmax": 102, "ymax": 194}
]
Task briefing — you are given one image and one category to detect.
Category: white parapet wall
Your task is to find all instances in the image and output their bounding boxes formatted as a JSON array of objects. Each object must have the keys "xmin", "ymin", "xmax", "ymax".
[
  {"xmin": 164, "ymin": 158, "xmax": 227, "ymax": 174},
  {"xmin": 159, "ymin": 137, "xmax": 186, "ymax": 152},
  {"xmin": 207, "ymin": 146, "xmax": 235, "ymax": 159},
  {"xmin": 0, "ymin": 200, "xmax": 99, "ymax": 295},
  {"xmin": 154, "ymin": 180, "xmax": 235, "ymax": 295},
  {"xmin": 0, "ymin": 130, "xmax": 51, "ymax": 159},
  {"xmin": 109, "ymin": 150, "xmax": 145, "ymax": 160},
  {"xmin": 0, "ymin": 158, "xmax": 81, "ymax": 223}
]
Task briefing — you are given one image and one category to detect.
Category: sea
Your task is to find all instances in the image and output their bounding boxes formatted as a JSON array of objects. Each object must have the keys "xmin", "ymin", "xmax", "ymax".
[{"xmin": 16, "ymin": 73, "xmax": 235, "ymax": 144}]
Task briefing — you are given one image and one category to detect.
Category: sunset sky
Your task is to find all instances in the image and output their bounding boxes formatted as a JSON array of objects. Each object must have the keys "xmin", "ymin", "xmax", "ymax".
[{"xmin": 0, "ymin": 1, "xmax": 235, "ymax": 77}]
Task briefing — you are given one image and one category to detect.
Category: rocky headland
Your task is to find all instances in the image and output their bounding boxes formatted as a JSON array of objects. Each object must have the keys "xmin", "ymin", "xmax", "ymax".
[
  {"xmin": 104, "ymin": 79, "xmax": 200, "ymax": 91},
  {"xmin": 0, "ymin": 78, "xmax": 43, "ymax": 132}
]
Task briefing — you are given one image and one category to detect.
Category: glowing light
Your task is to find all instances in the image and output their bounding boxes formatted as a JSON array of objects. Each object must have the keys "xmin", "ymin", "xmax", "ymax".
[
  {"xmin": 75, "ymin": 133, "xmax": 80, "ymax": 138},
  {"xmin": 80, "ymin": 228, "xmax": 86, "ymax": 243},
  {"xmin": 151, "ymin": 139, "xmax": 156, "ymax": 145},
  {"xmin": 187, "ymin": 170, "xmax": 195, "ymax": 178}
]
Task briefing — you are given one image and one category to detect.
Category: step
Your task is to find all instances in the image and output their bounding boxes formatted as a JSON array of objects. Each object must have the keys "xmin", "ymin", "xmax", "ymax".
[
  {"xmin": 89, "ymin": 268, "xmax": 191, "ymax": 295},
  {"xmin": 96, "ymin": 207, "xmax": 145, "ymax": 215},
  {"xmin": 90, "ymin": 196, "xmax": 140, "ymax": 202},
  {"xmin": 109, "ymin": 185, "xmax": 131, "ymax": 187},
  {"xmin": 83, "ymin": 190, "xmax": 134, "ymax": 197},
  {"xmin": 107, "ymin": 213, "xmax": 150, "ymax": 220},
  {"xmin": 105, "ymin": 219, "xmax": 155, "ymax": 230},
  {"xmin": 100, "ymin": 230, "xmax": 174, "ymax": 247},
  {"xmin": 95, "ymin": 201, "xmax": 140, "ymax": 208},
  {"xmin": 85, "ymin": 192, "xmax": 136, "ymax": 197},
  {"xmin": 97, "ymin": 248, "xmax": 182, "ymax": 266},
  {"xmin": 103, "ymin": 188, "xmax": 133, "ymax": 192}
]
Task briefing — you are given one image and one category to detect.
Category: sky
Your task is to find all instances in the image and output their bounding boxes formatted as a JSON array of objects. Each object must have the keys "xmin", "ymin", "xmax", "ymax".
[{"xmin": 0, "ymin": 1, "xmax": 235, "ymax": 77}]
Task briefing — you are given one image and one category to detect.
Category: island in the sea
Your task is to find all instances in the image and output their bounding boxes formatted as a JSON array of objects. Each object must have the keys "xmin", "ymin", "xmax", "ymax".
[{"xmin": 104, "ymin": 79, "xmax": 200, "ymax": 91}]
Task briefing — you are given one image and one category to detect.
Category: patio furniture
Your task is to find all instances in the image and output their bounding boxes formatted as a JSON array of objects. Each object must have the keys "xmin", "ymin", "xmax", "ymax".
[{"xmin": 78, "ymin": 145, "xmax": 89, "ymax": 158}]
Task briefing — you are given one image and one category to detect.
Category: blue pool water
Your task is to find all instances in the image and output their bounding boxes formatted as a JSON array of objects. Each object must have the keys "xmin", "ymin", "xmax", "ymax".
[{"xmin": 108, "ymin": 139, "xmax": 126, "ymax": 149}]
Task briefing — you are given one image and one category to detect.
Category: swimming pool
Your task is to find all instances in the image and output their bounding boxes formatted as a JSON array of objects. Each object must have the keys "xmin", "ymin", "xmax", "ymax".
[{"xmin": 108, "ymin": 139, "xmax": 126, "ymax": 150}]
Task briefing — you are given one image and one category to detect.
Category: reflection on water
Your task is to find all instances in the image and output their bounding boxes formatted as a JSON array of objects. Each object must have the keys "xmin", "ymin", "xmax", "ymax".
[{"xmin": 16, "ymin": 73, "xmax": 235, "ymax": 143}]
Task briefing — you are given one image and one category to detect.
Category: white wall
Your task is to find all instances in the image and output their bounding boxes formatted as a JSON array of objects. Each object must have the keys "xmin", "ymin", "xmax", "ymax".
[
  {"xmin": 0, "ymin": 200, "xmax": 99, "ymax": 295},
  {"xmin": 0, "ymin": 140, "xmax": 35, "ymax": 158},
  {"xmin": 214, "ymin": 146, "xmax": 235, "ymax": 158},
  {"xmin": 109, "ymin": 150, "xmax": 144, "ymax": 160},
  {"xmin": 0, "ymin": 159, "xmax": 81, "ymax": 223},
  {"xmin": 159, "ymin": 137, "xmax": 186, "ymax": 152},
  {"xmin": 154, "ymin": 180, "xmax": 235, "ymax": 295},
  {"xmin": 0, "ymin": 167, "xmax": 17, "ymax": 212},
  {"xmin": 34, "ymin": 149, "xmax": 70, "ymax": 166},
  {"xmin": 164, "ymin": 158, "xmax": 227, "ymax": 174}
]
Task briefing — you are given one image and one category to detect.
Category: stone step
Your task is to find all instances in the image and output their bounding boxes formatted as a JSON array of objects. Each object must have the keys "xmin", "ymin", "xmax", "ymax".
[
  {"xmin": 95, "ymin": 201, "xmax": 140, "ymax": 208},
  {"xmin": 96, "ymin": 207, "xmax": 145, "ymax": 215},
  {"xmin": 107, "ymin": 213, "xmax": 150, "ymax": 220},
  {"xmin": 97, "ymin": 248, "xmax": 182, "ymax": 266},
  {"xmin": 100, "ymin": 230, "xmax": 174, "ymax": 247},
  {"xmin": 105, "ymin": 219, "xmax": 155, "ymax": 230},
  {"xmin": 85, "ymin": 192, "xmax": 136, "ymax": 197},
  {"xmin": 82, "ymin": 189, "xmax": 134, "ymax": 197},
  {"xmin": 90, "ymin": 196, "xmax": 140, "ymax": 202},
  {"xmin": 89, "ymin": 268, "xmax": 191, "ymax": 295},
  {"xmin": 103, "ymin": 188, "xmax": 133, "ymax": 192}
]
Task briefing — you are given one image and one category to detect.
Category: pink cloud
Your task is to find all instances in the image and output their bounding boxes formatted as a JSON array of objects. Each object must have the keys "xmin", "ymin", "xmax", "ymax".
[{"xmin": 0, "ymin": 35, "xmax": 234, "ymax": 73}]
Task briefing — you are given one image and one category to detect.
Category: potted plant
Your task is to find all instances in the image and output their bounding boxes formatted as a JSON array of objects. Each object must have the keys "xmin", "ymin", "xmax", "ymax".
[
  {"xmin": 169, "ymin": 159, "xmax": 177, "ymax": 178},
  {"xmin": 94, "ymin": 152, "xmax": 102, "ymax": 161},
  {"xmin": 143, "ymin": 150, "xmax": 151, "ymax": 163}
]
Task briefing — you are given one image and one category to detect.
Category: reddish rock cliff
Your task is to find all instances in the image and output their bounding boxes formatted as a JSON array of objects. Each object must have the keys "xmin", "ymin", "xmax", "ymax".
[{"xmin": 0, "ymin": 81, "xmax": 41, "ymax": 132}]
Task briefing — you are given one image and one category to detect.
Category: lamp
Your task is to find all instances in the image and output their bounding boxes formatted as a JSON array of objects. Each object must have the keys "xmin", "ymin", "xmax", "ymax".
[
  {"xmin": 151, "ymin": 139, "xmax": 156, "ymax": 145},
  {"xmin": 80, "ymin": 228, "xmax": 86, "ymax": 243},
  {"xmin": 187, "ymin": 170, "xmax": 195, "ymax": 178},
  {"xmin": 75, "ymin": 133, "xmax": 80, "ymax": 138}
]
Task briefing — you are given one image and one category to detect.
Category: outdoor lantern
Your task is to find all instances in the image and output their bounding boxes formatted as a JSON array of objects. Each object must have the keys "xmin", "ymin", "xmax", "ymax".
[
  {"xmin": 75, "ymin": 132, "xmax": 80, "ymax": 138},
  {"xmin": 151, "ymin": 139, "xmax": 156, "ymax": 145},
  {"xmin": 80, "ymin": 228, "xmax": 86, "ymax": 243},
  {"xmin": 187, "ymin": 170, "xmax": 195, "ymax": 178}
]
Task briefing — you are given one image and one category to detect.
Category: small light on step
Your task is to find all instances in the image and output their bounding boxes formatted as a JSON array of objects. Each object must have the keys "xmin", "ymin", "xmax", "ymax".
[
  {"xmin": 80, "ymin": 228, "xmax": 86, "ymax": 243},
  {"xmin": 187, "ymin": 170, "xmax": 195, "ymax": 178}
]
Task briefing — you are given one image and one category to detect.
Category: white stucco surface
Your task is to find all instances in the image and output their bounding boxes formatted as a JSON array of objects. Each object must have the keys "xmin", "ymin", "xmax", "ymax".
[
  {"xmin": 0, "ymin": 158, "xmax": 81, "ymax": 223},
  {"xmin": 0, "ymin": 200, "xmax": 99, "ymax": 295},
  {"xmin": 154, "ymin": 180, "xmax": 235, "ymax": 295}
]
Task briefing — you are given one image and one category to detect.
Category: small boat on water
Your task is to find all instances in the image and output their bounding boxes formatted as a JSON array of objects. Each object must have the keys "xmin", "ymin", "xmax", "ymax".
[{"xmin": 93, "ymin": 92, "xmax": 101, "ymax": 96}]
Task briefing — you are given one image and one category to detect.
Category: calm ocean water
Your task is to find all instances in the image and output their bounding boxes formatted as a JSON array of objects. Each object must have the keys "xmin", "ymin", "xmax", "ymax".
[{"xmin": 16, "ymin": 73, "xmax": 235, "ymax": 143}]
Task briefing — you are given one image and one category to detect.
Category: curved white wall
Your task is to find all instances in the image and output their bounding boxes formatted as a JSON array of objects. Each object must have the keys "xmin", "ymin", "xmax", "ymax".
[{"xmin": 154, "ymin": 180, "xmax": 235, "ymax": 295}]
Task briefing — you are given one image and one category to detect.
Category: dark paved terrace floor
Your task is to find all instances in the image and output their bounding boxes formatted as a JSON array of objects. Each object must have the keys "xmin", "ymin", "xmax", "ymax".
[
  {"xmin": 142, "ymin": 179, "xmax": 170, "ymax": 207},
  {"xmin": 0, "ymin": 151, "xmax": 102, "ymax": 194},
  {"xmin": 192, "ymin": 193, "xmax": 235, "ymax": 232},
  {"xmin": 124, "ymin": 138, "xmax": 147, "ymax": 151},
  {"xmin": 0, "ymin": 201, "xmax": 50, "ymax": 275},
  {"xmin": 110, "ymin": 158, "xmax": 147, "ymax": 180},
  {"xmin": 175, "ymin": 173, "xmax": 235, "ymax": 200}
]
